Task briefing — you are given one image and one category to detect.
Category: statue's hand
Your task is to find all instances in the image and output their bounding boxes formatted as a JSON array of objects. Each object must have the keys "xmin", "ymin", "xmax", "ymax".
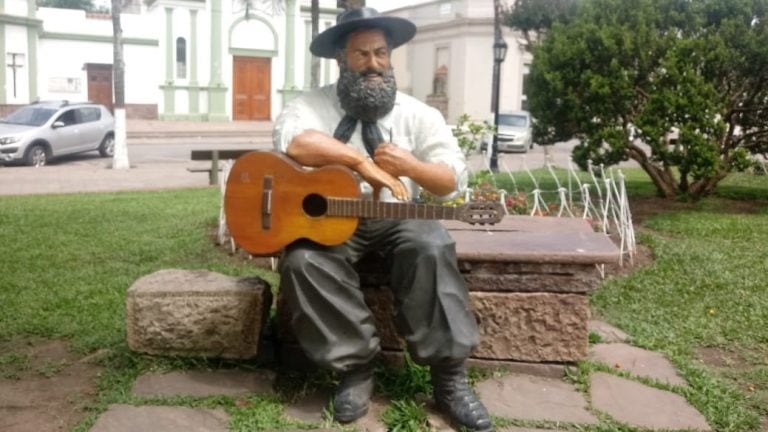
[
  {"xmin": 352, "ymin": 158, "xmax": 408, "ymax": 201},
  {"xmin": 373, "ymin": 143, "xmax": 418, "ymax": 178}
]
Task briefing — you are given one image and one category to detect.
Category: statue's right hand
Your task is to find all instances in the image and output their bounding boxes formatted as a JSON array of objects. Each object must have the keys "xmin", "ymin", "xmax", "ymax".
[{"xmin": 352, "ymin": 159, "xmax": 408, "ymax": 201}]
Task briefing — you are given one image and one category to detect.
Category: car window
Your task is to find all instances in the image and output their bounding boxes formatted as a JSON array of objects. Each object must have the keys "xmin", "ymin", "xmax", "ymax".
[
  {"xmin": 499, "ymin": 114, "xmax": 529, "ymax": 127},
  {"xmin": 78, "ymin": 107, "xmax": 101, "ymax": 123},
  {"xmin": 55, "ymin": 109, "xmax": 79, "ymax": 127},
  {"xmin": 4, "ymin": 106, "xmax": 57, "ymax": 126}
]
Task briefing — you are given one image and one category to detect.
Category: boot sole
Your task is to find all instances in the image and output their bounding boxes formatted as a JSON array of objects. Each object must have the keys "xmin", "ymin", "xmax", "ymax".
[
  {"xmin": 446, "ymin": 417, "xmax": 494, "ymax": 432},
  {"xmin": 436, "ymin": 402, "xmax": 494, "ymax": 432}
]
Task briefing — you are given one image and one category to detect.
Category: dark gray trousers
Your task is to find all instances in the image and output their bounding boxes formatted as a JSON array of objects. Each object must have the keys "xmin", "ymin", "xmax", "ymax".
[{"xmin": 279, "ymin": 219, "xmax": 479, "ymax": 372}]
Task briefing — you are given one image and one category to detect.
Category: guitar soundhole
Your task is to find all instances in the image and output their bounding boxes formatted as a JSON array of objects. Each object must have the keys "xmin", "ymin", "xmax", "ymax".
[{"xmin": 302, "ymin": 193, "xmax": 328, "ymax": 217}]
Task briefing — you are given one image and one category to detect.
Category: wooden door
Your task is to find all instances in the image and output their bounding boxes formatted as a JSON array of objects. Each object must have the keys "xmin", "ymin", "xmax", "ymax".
[
  {"xmin": 85, "ymin": 63, "xmax": 113, "ymax": 112},
  {"xmin": 232, "ymin": 56, "xmax": 271, "ymax": 120}
]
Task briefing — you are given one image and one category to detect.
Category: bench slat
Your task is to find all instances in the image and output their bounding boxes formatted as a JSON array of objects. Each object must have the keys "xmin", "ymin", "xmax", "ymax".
[{"xmin": 190, "ymin": 149, "xmax": 255, "ymax": 161}]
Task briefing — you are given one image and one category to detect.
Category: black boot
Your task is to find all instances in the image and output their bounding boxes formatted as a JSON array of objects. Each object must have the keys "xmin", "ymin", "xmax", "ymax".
[
  {"xmin": 431, "ymin": 361, "xmax": 493, "ymax": 432},
  {"xmin": 333, "ymin": 364, "xmax": 374, "ymax": 423}
]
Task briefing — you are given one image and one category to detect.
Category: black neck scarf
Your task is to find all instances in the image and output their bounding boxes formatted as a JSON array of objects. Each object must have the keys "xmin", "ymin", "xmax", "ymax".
[{"xmin": 333, "ymin": 114, "xmax": 384, "ymax": 157}]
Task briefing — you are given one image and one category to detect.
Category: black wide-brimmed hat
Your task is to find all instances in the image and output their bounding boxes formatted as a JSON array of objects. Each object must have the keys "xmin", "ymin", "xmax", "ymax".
[{"xmin": 309, "ymin": 7, "xmax": 417, "ymax": 59}]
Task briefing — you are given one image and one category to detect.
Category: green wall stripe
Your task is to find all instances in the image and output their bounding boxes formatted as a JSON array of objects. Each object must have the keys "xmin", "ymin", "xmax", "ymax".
[
  {"xmin": 0, "ymin": 23, "xmax": 5, "ymax": 104},
  {"xmin": 303, "ymin": 20, "xmax": 311, "ymax": 90},
  {"xmin": 40, "ymin": 32, "xmax": 158, "ymax": 45},
  {"xmin": 27, "ymin": 31, "xmax": 37, "ymax": 100},
  {"xmin": 208, "ymin": 0, "xmax": 225, "ymax": 119},
  {"xmin": 283, "ymin": 0, "xmax": 295, "ymax": 89},
  {"xmin": 189, "ymin": 9, "xmax": 198, "ymax": 83},
  {"xmin": 0, "ymin": 13, "xmax": 42, "ymax": 26},
  {"xmin": 163, "ymin": 7, "xmax": 174, "ymax": 114},
  {"xmin": 164, "ymin": 7, "xmax": 173, "ymax": 83},
  {"xmin": 189, "ymin": 9, "xmax": 199, "ymax": 114}
]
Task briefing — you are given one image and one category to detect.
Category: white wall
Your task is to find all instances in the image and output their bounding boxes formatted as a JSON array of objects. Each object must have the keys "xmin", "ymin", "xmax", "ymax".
[
  {"xmin": 385, "ymin": 0, "xmax": 530, "ymax": 124},
  {"xmin": 124, "ymin": 45, "xmax": 161, "ymax": 103},
  {"xmin": 3, "ymin": 24, "xmax": 30, "ymax": 103},
  {"xmin": 36, "ymin": 7, "xmax": 160, "ymax": 105},
  {"xmin": 4, "ymin": 0, "xmax": 29, "ymax": 16}
]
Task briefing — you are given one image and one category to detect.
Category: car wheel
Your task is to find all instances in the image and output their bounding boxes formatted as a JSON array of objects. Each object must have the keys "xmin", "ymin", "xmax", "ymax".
[
  {"xmin": 99, "ymin": 134, "xmax": 115, "ymax": 157},
  {"xmin": 24, "ymin": 144, "xmax": 49, "ymax": 167}
]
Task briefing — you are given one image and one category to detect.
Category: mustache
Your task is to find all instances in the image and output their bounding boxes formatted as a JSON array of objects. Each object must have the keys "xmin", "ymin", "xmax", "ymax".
[{"xmin": 357, "ymin": 68, "xmax": 384, "ymax": 77}]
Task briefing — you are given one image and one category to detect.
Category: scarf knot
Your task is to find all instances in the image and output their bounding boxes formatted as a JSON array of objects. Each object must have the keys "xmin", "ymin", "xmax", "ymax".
[{"xmin": 333, "ymin": 114, "xmax": 384, "ymax": 157}]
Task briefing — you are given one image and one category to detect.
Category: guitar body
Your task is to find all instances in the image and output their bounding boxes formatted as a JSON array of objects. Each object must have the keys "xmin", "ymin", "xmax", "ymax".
[{"xmin": 224, "ymin": 151, "xmax": 360, "ymax": 256}]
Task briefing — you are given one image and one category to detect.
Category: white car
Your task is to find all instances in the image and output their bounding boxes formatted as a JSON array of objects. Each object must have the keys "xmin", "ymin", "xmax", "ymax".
[
  {"xmin": 0, "ymin": 101, "xmax": 115, "ymax": 167},
  {"xmin": 481, "ymin": 111, "xmax": 534, "ymax": 153}
]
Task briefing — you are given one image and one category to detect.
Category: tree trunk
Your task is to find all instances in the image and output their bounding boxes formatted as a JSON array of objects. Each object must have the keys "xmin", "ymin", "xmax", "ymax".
[
  {"xmin": 111, "ymin": 0, "xmax": 129, "ymax": 170},
  {"xmin": 627, "ymin": 143, "xmax": 677, "ymax": 198},
  {"xmin": 689, "ymin": 170, "xmax": 728, "ymax": 200},
  {"xmin": 633, "ymin": 159, "xmax": 678, "ymax": 198},
  {"xmin": 310, "ymin": 0, "xmax": 320, "ymax": 88}
]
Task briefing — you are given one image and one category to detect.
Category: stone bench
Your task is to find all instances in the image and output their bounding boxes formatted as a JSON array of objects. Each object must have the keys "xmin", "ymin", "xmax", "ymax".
[
  {"xmin": 277, "ymin": 215, "xmax": 620, "ymax": 375},
  {"xmin": 125, "ymin": 216, "xmax": 620, "ymax": 376}
]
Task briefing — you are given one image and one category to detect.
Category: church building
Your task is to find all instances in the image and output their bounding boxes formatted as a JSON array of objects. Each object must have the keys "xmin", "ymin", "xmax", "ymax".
[{"xmin": 0, "ymin": 0, "xmax": 341, "ymax": 120}]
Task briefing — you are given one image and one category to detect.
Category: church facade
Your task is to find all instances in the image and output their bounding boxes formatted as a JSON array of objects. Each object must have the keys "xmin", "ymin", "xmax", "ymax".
[
  {"xmin": 2, "ymin": 0, "xmax": 529, "ymax": 124},
  {"xmin": 0, "ymin": 0, "xmax": 341, "ymax": 120}
]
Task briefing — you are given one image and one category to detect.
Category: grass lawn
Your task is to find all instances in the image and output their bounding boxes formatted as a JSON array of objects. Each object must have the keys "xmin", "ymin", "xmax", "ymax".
[{"xmin": 0, "ymin": 169, "xmax": 767, "ymax": 431}]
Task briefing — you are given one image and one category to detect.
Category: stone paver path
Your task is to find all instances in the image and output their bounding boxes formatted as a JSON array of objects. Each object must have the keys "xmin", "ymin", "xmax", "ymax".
[
  {"xmin": 87, "ymin": 321, "xmax": 712, "ymax": 431},
  {"xmin": 475, "ymin": 375, "xmax": 597, "ymax": 424},
  {"xmin": 590, "ymin": 343, "xmax": 687, "ymax": 386},
  {"xmin": 132, "ymin": 369, "xmax": 276, "ymax": 397},
  {"xmin": 591, "ymin": 372, "xmax": 711, "ymax": 430},
  {"xmin": 500, "ymin": 428, "xmax": 568, "ymax": 432},
  {"xmin": 283, "ymin": 390, "xmax": 331, "ymax": 424},
  {"xmin": 90, "ymin": 405, "xmax": 229, "ymax": 432},
  {"xmin": 588, "ymin": 319, "xmax": 629, "ymax": 343}
]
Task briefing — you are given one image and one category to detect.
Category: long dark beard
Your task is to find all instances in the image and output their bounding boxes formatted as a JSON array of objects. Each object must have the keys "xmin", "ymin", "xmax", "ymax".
[{"xmin": 336, "ymin": 58, "xmax": 398, "ymax": 122}]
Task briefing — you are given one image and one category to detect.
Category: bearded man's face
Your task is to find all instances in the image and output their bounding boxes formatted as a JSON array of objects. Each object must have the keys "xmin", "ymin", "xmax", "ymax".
[{"xmin": 336, "ymin": 29, "xmax": 397, "ymax": 122}]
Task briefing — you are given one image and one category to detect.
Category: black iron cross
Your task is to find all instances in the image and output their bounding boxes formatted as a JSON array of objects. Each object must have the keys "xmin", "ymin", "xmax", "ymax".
[{"xmin": 7, "ymin": 53, "xmax": 24, "ymax": 98}]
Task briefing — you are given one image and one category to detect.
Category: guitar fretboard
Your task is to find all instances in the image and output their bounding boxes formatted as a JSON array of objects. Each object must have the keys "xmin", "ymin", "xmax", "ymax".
[{"xmin": 327, "ymin": 198, "xmax": 459, "ymax": 220}]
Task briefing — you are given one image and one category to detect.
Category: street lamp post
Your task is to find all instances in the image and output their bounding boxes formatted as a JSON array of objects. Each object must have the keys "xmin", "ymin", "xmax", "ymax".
[{"xmin": 490, "ymin": 36, "xmax": 508, "ymax": 172}]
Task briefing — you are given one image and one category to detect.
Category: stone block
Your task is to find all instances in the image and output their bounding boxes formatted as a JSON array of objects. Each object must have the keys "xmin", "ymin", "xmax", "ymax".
[
  {"xmin": 126, "ymin": 269, "xmax": 272, "ymax": 359},
  {"xmin": 471, "ymin": 292, "xmax": 590, "ymax": 362},
  {"xmin": 279, "ymin": 290, "xmax": 589, "ymax": 363},
  {"xmin": 369, "ymin": 291, "xmax": 589, "ymax": 362}
]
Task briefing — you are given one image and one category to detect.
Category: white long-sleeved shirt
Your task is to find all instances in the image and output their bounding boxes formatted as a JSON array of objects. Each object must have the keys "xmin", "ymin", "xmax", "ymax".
[{"xmin": 273, "ymin": 83, "xmax": 468, "ymax": 201}]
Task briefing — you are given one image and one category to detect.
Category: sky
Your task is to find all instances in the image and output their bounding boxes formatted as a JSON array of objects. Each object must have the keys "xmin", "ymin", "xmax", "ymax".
[{"xmin": 365, "ymin": 0, "xmax": 434, "ymax": 12}]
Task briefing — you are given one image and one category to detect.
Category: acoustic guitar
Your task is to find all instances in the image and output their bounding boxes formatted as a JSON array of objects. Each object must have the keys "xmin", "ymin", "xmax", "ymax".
[{"xmin": 224, "ymin": 151, "xmax": 504, "ymax": 256}]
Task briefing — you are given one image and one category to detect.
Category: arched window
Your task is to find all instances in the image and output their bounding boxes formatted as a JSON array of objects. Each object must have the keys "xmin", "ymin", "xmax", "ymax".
[{"xmin": 176, "ymin": 37, "xmax": 187, "ymax": 79}]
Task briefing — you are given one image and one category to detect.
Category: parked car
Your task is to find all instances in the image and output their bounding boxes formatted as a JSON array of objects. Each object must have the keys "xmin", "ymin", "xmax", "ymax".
[
  {"xmin": 480, "ymin": 111, "xmax": 534, "ymax": 153},
  {"xmin": 0, "ymin": 101, "xmax": 115, "ymax": 167}
]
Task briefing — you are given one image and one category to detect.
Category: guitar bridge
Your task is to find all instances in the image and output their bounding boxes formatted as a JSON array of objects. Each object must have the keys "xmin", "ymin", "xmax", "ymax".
[{"xmin": 262, "ymin": 175, "xmax": 272, "ymax": 230}]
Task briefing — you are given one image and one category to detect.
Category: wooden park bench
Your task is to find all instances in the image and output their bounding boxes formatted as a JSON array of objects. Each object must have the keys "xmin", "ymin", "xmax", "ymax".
[{"xmin": 189, "ymin": 149, "xmax": 254, "ymax": 185}]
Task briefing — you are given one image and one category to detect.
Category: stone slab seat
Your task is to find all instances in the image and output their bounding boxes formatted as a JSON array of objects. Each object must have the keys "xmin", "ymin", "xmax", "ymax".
[
  {"xmin": 277, "ymin": 215, "xmax": 621, "ymax": 373},
  {"xmin": 126, "ymin": 269, "xmax": 272, "ymax": 359}
]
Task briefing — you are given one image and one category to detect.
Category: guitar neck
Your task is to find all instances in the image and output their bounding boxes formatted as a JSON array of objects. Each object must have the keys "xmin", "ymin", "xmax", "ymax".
[{"xmin": 327, "ymin": 198, "xmax": 459, "ymax": 221}]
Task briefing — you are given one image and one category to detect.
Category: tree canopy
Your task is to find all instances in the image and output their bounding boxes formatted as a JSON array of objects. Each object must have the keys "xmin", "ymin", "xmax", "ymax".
[
  {"xmin": 506, "ymin": 0, "xmax": 578, "ymax": 46},
  {"xmin": 518, "ymin": 0, "xmax": 768, "ymax": 199}
]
